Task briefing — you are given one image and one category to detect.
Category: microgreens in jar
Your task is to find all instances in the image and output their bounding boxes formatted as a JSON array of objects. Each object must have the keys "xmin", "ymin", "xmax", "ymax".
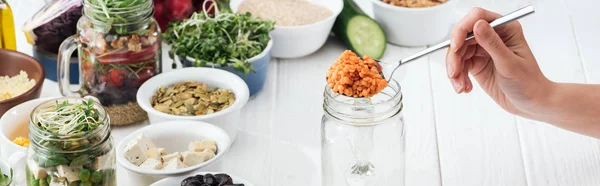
[{"xmin": 34, "ymin": 99, "xmax": 104, "ymax": 136}]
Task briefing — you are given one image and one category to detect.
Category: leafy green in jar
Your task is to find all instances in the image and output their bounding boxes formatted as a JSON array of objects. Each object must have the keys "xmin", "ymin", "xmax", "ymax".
[
  {"xmin": 163, "ymin": 8, "xmax": 274, "ymax": 75},
  {"xmin": 34, "ymin": 99, "xmax": 104, "ymax": 135},
  {"xmin": 86, "ymin": 0, "xmax": 152, "ymax": 34}
]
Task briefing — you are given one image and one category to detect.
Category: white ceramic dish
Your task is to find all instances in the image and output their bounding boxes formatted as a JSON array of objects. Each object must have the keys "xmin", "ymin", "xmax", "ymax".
[
  {"xmin": 137, "ymin": 68, "xmax": 250, "ymax": 141},
  {"xmin": 0, "ymin": 97, "xmax": 54, "ymax": 186},
  {"xmin": 151, "ymin": 171, "xmax": 255, "ymax": 186},
  {"xmin": 231, "ymin": 0, "xmax": 343, "ymax": 58},
  {"xmin": 116, "ymin": 120, "xmax": 232, "ymax": 186},
  {"xmin": 369, "ymin": 0, "xmax": 461, "ymax": 46}
]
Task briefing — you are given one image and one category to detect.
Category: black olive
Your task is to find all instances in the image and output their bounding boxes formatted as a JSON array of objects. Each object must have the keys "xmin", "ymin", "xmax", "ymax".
[
  {"xmin": 195, "ymin": 174, "xmax": 204, "ymax": 181},
  {"xmin": 200, "ymin": 184, "xmax": 211, "ymax": 186},
  {"xmin": 215, "ymin": 174, "xmax": 233, "ymax": 185},
  {"xmin": 181, "ymin": 177, "xmax": 203, "ymax": 186},
  {"xmin": 203, "ymin": 174, "xmax": 217, "ymax": 186}
]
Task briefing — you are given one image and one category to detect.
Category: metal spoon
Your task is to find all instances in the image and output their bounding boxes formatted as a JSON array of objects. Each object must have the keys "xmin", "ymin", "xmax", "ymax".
[{"xmin": 379, "ymin": 5, "xmax": 536, "ymax": 81}]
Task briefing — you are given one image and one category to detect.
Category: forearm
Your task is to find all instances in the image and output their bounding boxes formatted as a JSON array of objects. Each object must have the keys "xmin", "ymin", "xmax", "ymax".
[{"xmin": 524, "ymin": 82, "xmax": 600, "ymax": 138}]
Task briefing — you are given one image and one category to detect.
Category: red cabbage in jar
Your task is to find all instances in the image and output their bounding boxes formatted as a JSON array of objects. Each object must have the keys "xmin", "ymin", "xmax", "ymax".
[{"xmin": 33, "ymin": 6, "xmax": 82, "ymax": 54}]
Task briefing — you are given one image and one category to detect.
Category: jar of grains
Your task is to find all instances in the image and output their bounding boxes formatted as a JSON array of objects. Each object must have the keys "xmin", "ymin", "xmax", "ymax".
[
  {"xmin": 57, "ymin": 0, "xmax": 161, "ymax": 125},
  {"xmin": 26, "ymin": 98, "xmax": 116, "ymax": 186},
  {"xmin": 321, "ymin": 79, "xmax": 406, "ymax": 186}
]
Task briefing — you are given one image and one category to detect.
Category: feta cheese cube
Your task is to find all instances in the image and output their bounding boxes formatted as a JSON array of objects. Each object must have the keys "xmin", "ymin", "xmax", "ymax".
[
  {"xmin": 200, "ymin": 148, "xmax": 216, "ymax": 159},
  {"xmin": 187, "ymin": 140, "xmax": 217, "ymax": 153},
  {"xmin": 157, "ymin": 148, "xmax": 167, "ymax": 156},
  {"xmin": 182, "ymin": 151, "xmax": 206, "ymax": 167},
  {"xmin": 27, "ymin": 160, "xmax": 49, "ymax": 179},
  {"xmin": 136, "ymin": 134, "xmax": 157, "ymax": 153},
  {"xmin": 57, "ymin": 165, "xmax": 81, "ymax": 183},
  {"xmin": 146, "ymin": 147, "xmax": 160, "ymax": 159},
  {"xmin": 162, "ymin": 158, "xmax": 185, "ymax": 170},
  {"xmin": 92, "ymin": 154, "xmax": 112, "ymax": 170},
  {"xmin": 161, "ymin": 152, "xmax": 182, "ymax": 163},
  {"xmin": 140, "ymin": 158, "xmax": 162, "ymax": 170},
  {"xmin": 124, "ymin": 139, "xmax": 147, "ymax": 166},
  {"xmin": 124, "ymin": 134, "xmax": 158, "ymax": 166}
]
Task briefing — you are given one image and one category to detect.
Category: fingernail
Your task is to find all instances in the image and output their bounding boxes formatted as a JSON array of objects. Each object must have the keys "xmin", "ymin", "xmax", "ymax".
[
  {"xmin": 447, "ymin": 64, "xmax": 454, "ymax": 78},
  {"xmin": 450, "ymin": 40, "xmax": 458, "ymax": 53},
  {"xmin": 451, "ymin": 80, "xmax": 462, "ymax": 93}
]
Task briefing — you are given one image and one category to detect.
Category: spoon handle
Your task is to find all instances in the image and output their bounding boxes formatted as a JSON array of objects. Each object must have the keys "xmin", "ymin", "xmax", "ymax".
[{"xmin": 398, "ymin": 5, "xmax": 535, "ymax": 65}]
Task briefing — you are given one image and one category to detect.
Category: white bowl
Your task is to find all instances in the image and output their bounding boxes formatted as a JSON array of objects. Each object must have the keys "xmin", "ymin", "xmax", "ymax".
[
  {"xmin": 137, "ymin": 67, "xmax": 250, "ymax": 141},
  {"xmin": 151, "ymin": 171, "xmax": 254, "ymax": 186},
  {"xmin": 0, "ymin": 97, "xmax": 55, "ymax": 186},
  {"xmin": 231, "ymin": 0, "xmax": 343, "ymax": 58},
  {"xmin": 116, "ymin": 120, "xmax": 232, "ymax": 186},
  {"xmin": 369, "ymin": 0, "xmax": 461, "ymax": 46}
]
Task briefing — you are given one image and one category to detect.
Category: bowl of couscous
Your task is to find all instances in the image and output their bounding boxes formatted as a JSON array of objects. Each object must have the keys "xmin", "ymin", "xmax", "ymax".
[{"xmin": 0, "ymin": 49, "xmax": 45, "ymax": 117}]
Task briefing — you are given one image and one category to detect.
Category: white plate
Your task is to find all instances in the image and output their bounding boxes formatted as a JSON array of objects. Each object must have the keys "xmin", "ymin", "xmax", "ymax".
[{"xmin": 151, "ymin": 171, "xmax": 254, "ymax": 186}]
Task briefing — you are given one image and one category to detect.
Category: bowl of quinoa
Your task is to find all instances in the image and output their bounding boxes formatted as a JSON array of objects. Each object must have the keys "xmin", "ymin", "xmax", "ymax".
[
  {"xmin": 0, "ymin": 49, "xmax": 45, "ymax": 117},
  {"xmin": 234, "ymin": 0, "xmax": 343, "ymax": 58}
]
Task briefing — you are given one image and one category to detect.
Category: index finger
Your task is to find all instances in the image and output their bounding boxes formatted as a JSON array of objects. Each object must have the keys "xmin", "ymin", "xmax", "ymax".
[{"xmin": 450, "ymin": 8, "xmax": 501, "ymax": 53}]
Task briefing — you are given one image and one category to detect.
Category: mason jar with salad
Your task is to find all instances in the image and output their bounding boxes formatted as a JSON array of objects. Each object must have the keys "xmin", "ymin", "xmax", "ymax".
[
  {"xmin": 26, "ymin": 98, "xmax": 115, "ymax": 186},
  {"xmin": 57, "ymin": 0, "xmax": 162, "ymax": 125}
]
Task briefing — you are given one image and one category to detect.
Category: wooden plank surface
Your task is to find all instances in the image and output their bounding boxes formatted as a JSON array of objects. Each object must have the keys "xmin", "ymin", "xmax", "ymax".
[
  {"xmin": 515, "ymin": 0, "xmax": 600, "ymax": 186},
  {"xmin": 516, "ymin": 0, "xmax": 600, "ymax": 186},
  {"xmin": 563, "ymin": 0, "xmax": 600, "ymax": 83},
  {"xmin": 429, "ymin": 48, "xmax": 528, "ymax": 186}
]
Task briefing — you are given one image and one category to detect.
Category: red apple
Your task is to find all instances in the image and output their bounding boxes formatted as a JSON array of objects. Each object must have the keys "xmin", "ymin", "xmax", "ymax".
[{"xmin": 164, "ymin": 0, "xmax": 194, "ymax": 21}]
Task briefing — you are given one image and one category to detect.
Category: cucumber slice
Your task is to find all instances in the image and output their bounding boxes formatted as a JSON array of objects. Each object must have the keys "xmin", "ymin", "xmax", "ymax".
[
  {"xmin": 346, "ymin": 16, "xmax": 387, "ymax": 59},
  {"xmin": 333, "ymin": 0, "xmax": 387, "ymax": 59}
]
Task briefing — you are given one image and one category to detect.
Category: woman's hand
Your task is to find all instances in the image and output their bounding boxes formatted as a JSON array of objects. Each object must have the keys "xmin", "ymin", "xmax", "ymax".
[{"xmin": 446, "ymin": 7, "xmax": 553, "ymax": 116}]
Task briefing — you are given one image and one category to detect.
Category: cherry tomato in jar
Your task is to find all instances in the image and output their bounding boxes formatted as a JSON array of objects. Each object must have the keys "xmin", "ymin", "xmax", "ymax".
[{"xmin": 110, "ymin": 69, "xmax": 127, "ymax": 87}]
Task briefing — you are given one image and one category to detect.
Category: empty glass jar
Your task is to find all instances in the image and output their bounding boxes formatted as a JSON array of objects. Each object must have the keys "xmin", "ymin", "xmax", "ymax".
[{"xmin": 321, "ymin": 79, "xmax": 405, "ymax": 186}]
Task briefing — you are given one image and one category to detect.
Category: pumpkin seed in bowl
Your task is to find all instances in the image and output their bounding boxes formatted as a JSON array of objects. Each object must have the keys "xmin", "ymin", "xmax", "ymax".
[{"xmin": 150, "ymin": 81, "xmax": 236, "ymax": 116}]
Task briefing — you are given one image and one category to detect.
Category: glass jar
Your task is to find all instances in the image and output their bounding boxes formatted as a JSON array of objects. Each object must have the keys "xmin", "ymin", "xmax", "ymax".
[
  {"xmin": 58, "ymin": 0, "xmax": 162, "ymax": 125},
  {"xmin": 26, "ymin": 98, "xmax": 116, "ymax": 186},
  {"xmin": 321, "ymin": 79, "xmax": 405, "ymax": 186}
]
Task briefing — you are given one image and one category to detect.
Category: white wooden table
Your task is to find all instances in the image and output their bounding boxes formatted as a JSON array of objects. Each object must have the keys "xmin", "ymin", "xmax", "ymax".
[{"xmin": 8, "ymin": 0, "xmax": 600, "ymax": 185}]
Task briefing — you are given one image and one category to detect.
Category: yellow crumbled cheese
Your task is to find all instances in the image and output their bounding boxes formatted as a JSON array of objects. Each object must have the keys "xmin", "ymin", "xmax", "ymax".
[
  {"xmin": 12, "ymin": 136, "xmax": 29, "ymax": 148},
  {"xmin": 0, "ymin": 71, "xmax": 36, "ymax": 101}
]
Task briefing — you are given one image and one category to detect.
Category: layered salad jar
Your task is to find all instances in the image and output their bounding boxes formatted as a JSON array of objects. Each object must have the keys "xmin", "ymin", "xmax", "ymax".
[
  {"xmin": 58, "ymin": 0, "xmax": 162, "ymax": 125},
  {"xmin": 26, "ymin": 98, "xmax": 115, "ymax": 186}
]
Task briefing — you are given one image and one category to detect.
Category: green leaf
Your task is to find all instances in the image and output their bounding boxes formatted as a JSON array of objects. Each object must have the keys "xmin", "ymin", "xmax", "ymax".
[
  {"xmin": 38, "ymin": 155, "xmax": 70, "ymax": 168},
  {"xmin": 70, "ymin": 154, "xmax": 91, "ymax": 167}
]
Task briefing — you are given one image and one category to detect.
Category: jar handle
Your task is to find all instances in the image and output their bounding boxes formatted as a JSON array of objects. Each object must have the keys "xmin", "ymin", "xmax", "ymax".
[{"xmin": 57, "ymin": 36, "xmax": 82, "ymax": 97}]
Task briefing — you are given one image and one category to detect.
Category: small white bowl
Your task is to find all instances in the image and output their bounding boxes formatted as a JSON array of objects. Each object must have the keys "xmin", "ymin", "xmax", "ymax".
[
  {"xmin": 0, "ymin": 97, "xmax": 55, "ymax": 186},
  {"xmin": 369, "ymin": 0, "xmax": 461, "ymax": 46},
  {"xmin": 151, "ymin": 171, "xmax": 254, "ymax": 186},
  {"xmin": 231, "ymin": 0, "xmax": 343, "ymax": 58},
  {"xmin": 137, "ymin": 68, "xmax": 250, "ymax": 141},
  {"xmin": 116, "ymin": 120, "xmax": 232, "ymax": 186}
]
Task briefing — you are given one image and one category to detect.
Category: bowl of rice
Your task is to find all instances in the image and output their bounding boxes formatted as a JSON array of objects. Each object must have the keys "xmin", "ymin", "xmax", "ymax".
[
  {"xmin": 0, "ymin": 49, "xmax": 45, "ymax": 117},
  {"xmin": 233, "ymin": 0, "xmax": 343, "ymax": 58}
]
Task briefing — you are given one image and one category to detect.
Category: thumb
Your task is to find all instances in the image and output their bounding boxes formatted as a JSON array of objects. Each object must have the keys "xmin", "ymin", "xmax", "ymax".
[{"xmin": 473, "ymin": 20, "xmax": 514, "ymax": 61}]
